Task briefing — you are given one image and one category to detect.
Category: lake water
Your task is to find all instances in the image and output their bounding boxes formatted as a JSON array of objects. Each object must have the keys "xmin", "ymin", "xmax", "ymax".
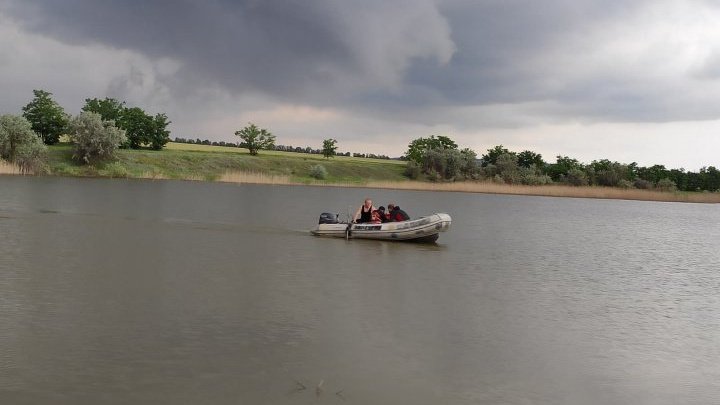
[{"xmin": 1, "ymin": 176, "xmax": 719, "ymax": 404}]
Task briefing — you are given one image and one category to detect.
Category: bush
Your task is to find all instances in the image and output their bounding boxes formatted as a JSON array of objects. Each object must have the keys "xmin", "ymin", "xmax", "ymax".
[
  {"xmin": 562, "ymin": 168, "xmax": 589, "ymax": 186},
  {"xmin": 404, "ymin": 161, "xmax": 421, "ymax": 179},
  {"xmin": 495, "ymin": 153, "xmax": 519, "ymax": 175},
  {"xmin": 459, "ymin": 148, "xmax": 479, "ymax": 179},
  {"xmin": 493, "ymin": 153, "xmax": 527, "ymax": 184},
  {"xmin": 15, "ymin": 141, "xmax": 48, "ymax": 174},
  {"xmin": 633, "ymin": 178, "xmax": 653, "ymax": 189},
  {"xmin": 426, "ymin": 168, "xmax": 443, "ymax": 182},
  {"xmin": 423, "ymin": 149, "xmax": 452, "ymax": 180},
  {"xmin": 0, "ymin": 114, "xmax": 47, "ymax": 173},
  {"xmin": 618, "ymin": 179, "xmax": 634, "ymax": 189},
  {"xmin": 309, "ymin": 164, "xmax": 328, "ymax": 180},
  {"xmin": 586, "ymin": 160, "xmax": 632, "ymax": 187},
  {"xmin": 100, "ymin": 162, "xmax": 129, "ymax": 178},
  {"xmin": 68, "ymin": 112, "xmax": 127, "ymax": 164},
  {"xmin": 656, "ymin": 178, "xmax": 677, "ymax": 192},
  {"xmin": 481, "ymin": 164, "xmax": 498, "ymax": 179},
  {"xmin": 520, "ymin": 169, "xmax": 552, "ymax": 185},
  {"xmin": 419, "ymin": 148, "xmax": 477, "ymax": 181}
]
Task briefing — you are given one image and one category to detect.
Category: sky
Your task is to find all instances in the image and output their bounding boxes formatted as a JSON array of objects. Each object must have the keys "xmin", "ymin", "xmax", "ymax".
[{"xmin": 0, "ymin": 0, "xmax": 718, "ymax": 170}]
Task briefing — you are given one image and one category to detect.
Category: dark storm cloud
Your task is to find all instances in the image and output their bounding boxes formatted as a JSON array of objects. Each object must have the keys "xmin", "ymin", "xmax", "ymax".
[
  {"xmin": 3, "ymin": 1, "xmax": 354, "ymax": 95},
  {"xmin": 403, "ymin": 0, "xmax": 699, "ymax": 121},
  {"xmin": 2, "ymin": 0, "xmax": 456, "ymax": 104},
  {"xmin": 3, "ymin": 0, "xmax": 719, "ymax": 124}
]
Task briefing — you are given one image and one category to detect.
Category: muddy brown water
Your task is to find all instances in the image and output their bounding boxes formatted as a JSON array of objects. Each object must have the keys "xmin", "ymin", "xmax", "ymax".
[{"xmin": 1, "ymin": 176, "xmax": 719, "ymax": 404}]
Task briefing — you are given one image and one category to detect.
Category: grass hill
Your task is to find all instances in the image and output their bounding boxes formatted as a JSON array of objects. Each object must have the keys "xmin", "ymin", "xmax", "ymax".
[{"xmin": 45, "ymin": 142, "xmax": 407, "ymax": 183}]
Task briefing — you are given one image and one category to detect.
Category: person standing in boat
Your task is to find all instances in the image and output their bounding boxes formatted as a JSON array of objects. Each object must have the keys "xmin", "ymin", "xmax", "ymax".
[
  {"xmin": 353, "ymin": 198, "xmax": 376, "ymax": 223},
  {"xmin": 387, "ymin": 203, "xmax": 410, "ymax": 222}
]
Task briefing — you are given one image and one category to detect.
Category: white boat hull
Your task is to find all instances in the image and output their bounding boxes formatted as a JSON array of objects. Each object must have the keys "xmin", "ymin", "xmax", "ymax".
[{"xmin": 311, "ymin": 213, "xmax": 451, "ymax": 242}]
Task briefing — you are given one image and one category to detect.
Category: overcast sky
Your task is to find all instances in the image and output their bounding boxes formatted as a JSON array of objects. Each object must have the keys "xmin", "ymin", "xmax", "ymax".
[{"xmin": 1, "ymin": 0, "xmax": 718, "ymax": 169}]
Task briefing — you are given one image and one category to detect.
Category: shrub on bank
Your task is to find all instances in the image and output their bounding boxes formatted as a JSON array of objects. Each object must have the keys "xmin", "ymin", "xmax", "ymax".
[
  {"xmin": 99, "ymin": 162, "xmax": 129, "ymax": 178},
  {"xmin": 520, "ymin": 168, "xmax": 552, "ymax": 185},
  {"xmin": 633, "ymin": 178, "xmax": 653, "ymax": 189},
  {"xmin": 404, "ymin": 161, "xmax": 421, "ymax": 179},
  {"xmin": 618, "ymin": 179, "xmax": 633, "ymax": 189},
  {"xmin": 0, "ymin": 114, "xmax": 48, "ymax": 173},
  {"xmin": 561, "ymin": 168, "xmax": 589, "ymax": 186},
  {"xmin": 656, "ymin": 178, "xmax": 677, "ymax": 192},
  {"xmin": 309, "ymin": 164, "xmax": 328, "ymax": 180},
  {"xmin": 68, "ymin": 112, "xmax": 127, "ymax": 164}
]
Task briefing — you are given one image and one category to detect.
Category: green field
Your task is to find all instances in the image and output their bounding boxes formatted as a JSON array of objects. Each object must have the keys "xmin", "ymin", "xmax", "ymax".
[{"xmin": 46, "ymin": 142, "xmax": 408, "ymax": 183}]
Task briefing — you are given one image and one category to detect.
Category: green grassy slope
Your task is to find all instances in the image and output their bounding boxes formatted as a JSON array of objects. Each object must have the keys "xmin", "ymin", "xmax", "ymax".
[{"xmin": 47, "ymin": 142, "xmax": 408, "ymax": 183}]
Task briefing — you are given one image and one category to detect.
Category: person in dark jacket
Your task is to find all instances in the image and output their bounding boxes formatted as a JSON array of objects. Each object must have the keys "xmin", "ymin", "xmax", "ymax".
[
  {"xmin": 378, "ymin": 206, "xmax": 390, "ymax": 223},
  {"xmin": 387, "ymin": 203, "xmax": 410, "ymax": 222}
]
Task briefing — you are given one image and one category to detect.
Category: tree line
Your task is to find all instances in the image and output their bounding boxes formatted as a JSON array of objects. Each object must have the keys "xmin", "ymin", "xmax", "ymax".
[
  {"xmin": 404, "ymin": 136, "xmax": 720, "ymax": 192},
  {"xmin": 172, "ymin": 136, "xmax": 391, "ymax": 159},
  {"xmin": 2, "ymin": 89, "xmax": 716, "ymax": 191},
  {"xmin": 0, "ymin": 89, "xmax": 172, "ymax": 171},
  {"xmin": 17, "ymin": 90, "xmax": 170, "ymax": 149}
]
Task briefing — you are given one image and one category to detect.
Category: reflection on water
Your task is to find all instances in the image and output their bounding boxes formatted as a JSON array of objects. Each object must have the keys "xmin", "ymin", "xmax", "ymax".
[{"xmin": 1, "ymin": 176, "xmax": 719, "ymax": 404}]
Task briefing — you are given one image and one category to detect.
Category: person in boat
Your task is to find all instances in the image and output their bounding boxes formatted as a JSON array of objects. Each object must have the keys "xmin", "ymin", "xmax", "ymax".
[
  {"xmin": 377, "ymin": 206, "xmax": 390, "ymax": 223},
  {"xmin": 387, "ymin": 203, "xmax": 410, "ymax": 222},
  {"xmin": 370, "ymin": 209, "xmax": 383, "ymax": 224},
  {"xmin": 353, "ymin": 198, "xmax": 376, "ymax": 223}
]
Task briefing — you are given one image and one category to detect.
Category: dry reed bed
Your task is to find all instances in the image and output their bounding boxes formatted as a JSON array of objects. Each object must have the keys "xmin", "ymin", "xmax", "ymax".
[
  {"xmin": 218, "ymin": 171, "xmax": 292, "ymax": 185},
  {"xmin": 217, "ymin": 170, "xmax": 720, "ymax": 203},
  {"xmin": 2, "ymin": 167, "xmax": 717, "ymax": 203},
  {"xmin": 0, "ymin": 160, "xmax": 25, "ymax": 175}
]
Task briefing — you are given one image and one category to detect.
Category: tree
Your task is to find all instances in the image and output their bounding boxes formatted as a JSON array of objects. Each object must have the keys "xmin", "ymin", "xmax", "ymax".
[
  {"xmin": 563, "ymin": 168, "xmax": 589, "ymax": 186},
  {"xmin": 481, "ymin": 145, "xmax": 515, "ymax": 167},
  {"xmin": 322, "ymin": 138, "xmax": 338, "ymax": 158},
  {"xmin": 0, "ymin": 114, "xmax": 47, "ymax": 172},
  {"xmin": 517, "ymin": 150, "xmax": 545, "ymax": 168},
  {"xmin": 704, "ymin": 166, "xmax": 720, "ymax": 191},
  {"xmin": 546, "ymin": 155, "xmax": 583, "ymax": 180},
  {"xmin": 149, "ymin": 113, "xmax": 171, "ymax": 150},
  {"xmin": 459, "ymin": 148, "xmax": 479, "ymax": 179},
  {"xmin": 586, "ymin": 159, "xmax": 632, "ymax": 187},
  {"xmin": 405, "ymin": 135, "xmax": 458, "ymax": 164},
  {"xmin": 636, "ymin": 164, "xmax": 669, "ymax": 184},
  {"xmin": 119, "ymin": 107, "xmax": 154, "ymax": 149},
  {"xmin": 21, "ymin": 89, "xmax": 68, "ymax": 145},
  {"xmin": 84, "ymin": 99, "xmax": 171, "ymax": 150},
  {"xmin": 67, "ymin": 112, "xmax": 127, "ymax": 164},
  {"xmin": 234, "ymin": 123, "xmax": 275, "ymax": 155},
  {"xmin": 82, "ymin": 98, "xmax": 126, "ymax": 122}
]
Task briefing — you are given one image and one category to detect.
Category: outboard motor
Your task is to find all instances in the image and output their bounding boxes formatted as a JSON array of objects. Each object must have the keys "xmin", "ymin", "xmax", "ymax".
[{"xmin": 318, "ymin": 212, "xmax": 339, "ymax": 224}]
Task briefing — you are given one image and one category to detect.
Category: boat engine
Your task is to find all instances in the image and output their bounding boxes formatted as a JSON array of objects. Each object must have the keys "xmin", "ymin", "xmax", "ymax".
[{"xmin": 318, "ymin": 212, "xmax": 339, "ymax": 224}]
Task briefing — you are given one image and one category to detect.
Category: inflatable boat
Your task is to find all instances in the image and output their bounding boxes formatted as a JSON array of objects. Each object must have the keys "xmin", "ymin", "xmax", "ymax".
[{"xmin": 311, "ymin": 213, "xmax": 451, "ymax": 243}]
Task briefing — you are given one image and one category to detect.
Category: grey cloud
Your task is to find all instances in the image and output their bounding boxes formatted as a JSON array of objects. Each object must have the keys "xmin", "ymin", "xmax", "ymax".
[
  {"xmin": 4, "ymin": 0, "xmax": 720, "ymax": 127},
  {"xmin": 3, "ymin": 0, "xmax": 454, "ymax": 102}
]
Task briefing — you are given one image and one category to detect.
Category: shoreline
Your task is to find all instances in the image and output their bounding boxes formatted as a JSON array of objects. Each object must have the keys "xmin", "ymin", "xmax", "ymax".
[
  {"xmin": 3, "ymin": 143, "xmax": 718, "ymax": 204},
  {"xmin": 216, "ymin": 173, "xmax": 720, "ymax": 204},
  {"xmin": 3, "ymin": 167, "xmax": 718, "ymax": 204}
]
